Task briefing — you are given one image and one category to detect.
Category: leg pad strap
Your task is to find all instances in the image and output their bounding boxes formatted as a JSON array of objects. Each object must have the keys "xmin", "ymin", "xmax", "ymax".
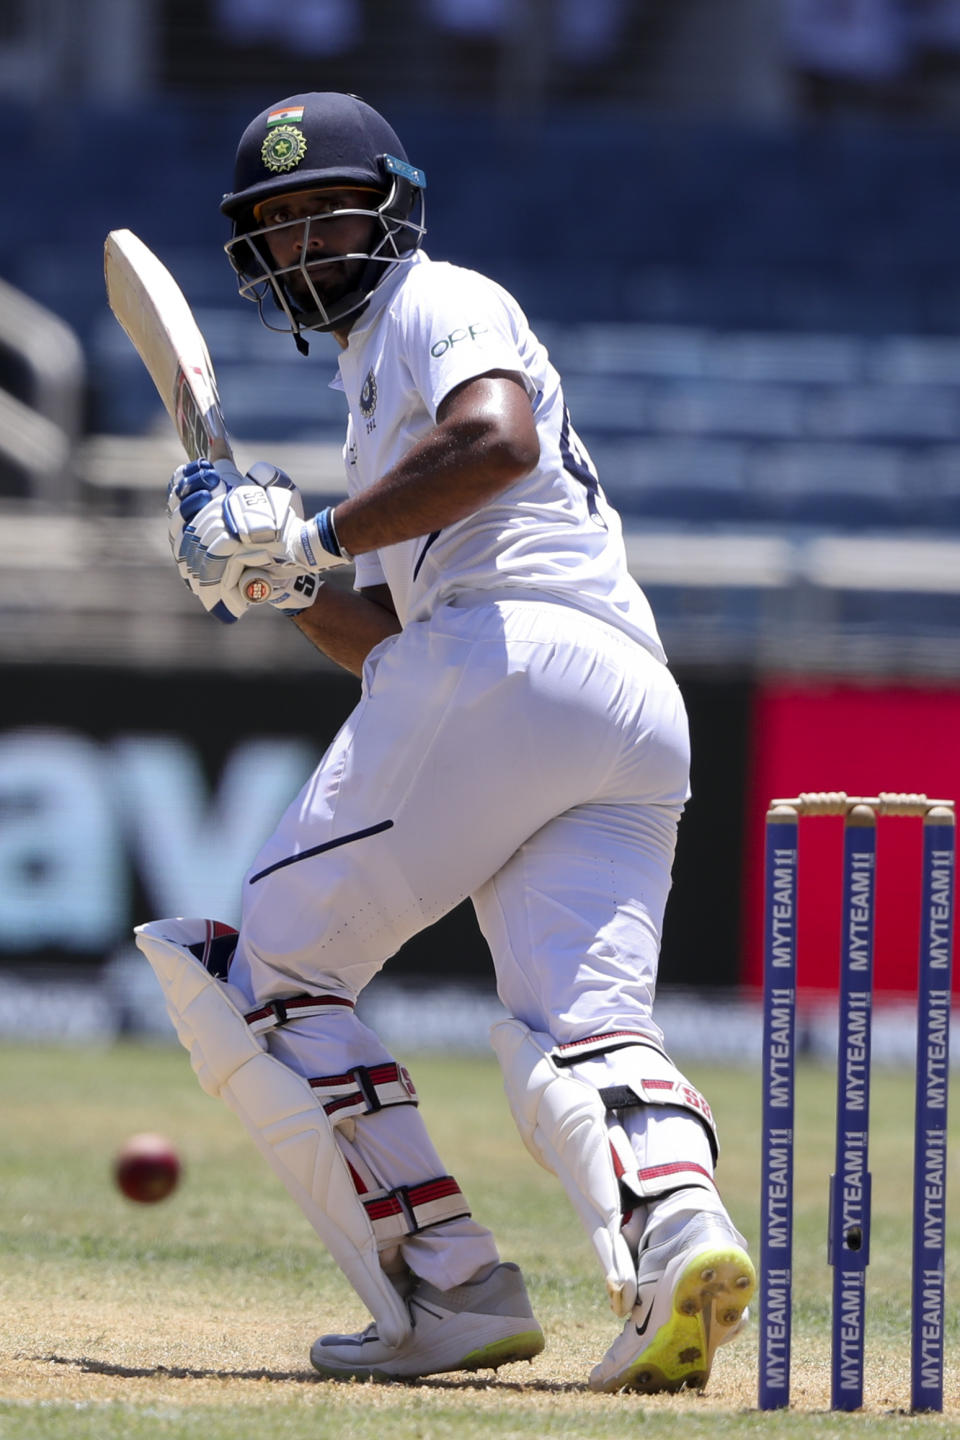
[
  {"xmin": 311, "ymin": 1063, "xmax": 419, "ymax": 1122},
  {"xmin": 363, "ymin": 1176, "xmax": 471, "ymax": 1246},
  {"xmin": 552, "ymin": 1030, "xmax": 719, "ymax": 1163},
  {"xmin": 567, "ymin": 1038, "xmax": 719, "ymax": 1202}
]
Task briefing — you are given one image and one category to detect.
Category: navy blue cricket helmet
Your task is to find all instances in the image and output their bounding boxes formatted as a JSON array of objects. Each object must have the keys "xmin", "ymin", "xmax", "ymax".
[{"xmin": 221, "ymin": 93, "xmax": 426, "ymax": 343}]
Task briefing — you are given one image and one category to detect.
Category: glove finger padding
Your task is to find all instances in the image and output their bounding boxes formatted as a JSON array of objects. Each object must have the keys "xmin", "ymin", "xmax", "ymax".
[
  {"xmin": 183, "ymin": 565, "xmax": 250, "ymax": 624},
  {"xmin": 167, "ymin": 458, "xmax": 241, "ymax": 518},
  {"xmin": 244, "ymin": 460, "xmax": 304, "ymax": 516},
  {"xmin": 224, "ymin": 484, "xmax": 300, "ymax": 550},
  {"xmin": 167, "ymin": 459, "xmax": 297, "ymax": 516}
]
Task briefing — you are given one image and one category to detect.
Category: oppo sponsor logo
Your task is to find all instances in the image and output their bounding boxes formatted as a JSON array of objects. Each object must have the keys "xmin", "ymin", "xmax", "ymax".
[
  {"xmin": 0, "ymin": 730, "xmax": 315, "ymax": 949},
  {"xmin": 430, "ymin": 323, "xmax": 488, "ymax": 357}
]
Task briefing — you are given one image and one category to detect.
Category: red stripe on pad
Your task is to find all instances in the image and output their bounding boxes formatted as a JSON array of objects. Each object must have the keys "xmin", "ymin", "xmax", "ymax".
[
  {"xmin": 365, "ymin": 1195, "xmax": 403, "ymax": 1219},
  {"xmin": 638, "ymin": 1162, "xmax": 713, "ymax": 1183},
  {"xmin": 321, "ymin": 1095, "xmax": 358, "ymax": 1115},
  {"xmin": 555, "ymin": 1031, "xmax": 650, "ymax": 1051},
  {"xmin": 346, "ymin": 1160, "xmax": 368, "ymax": 1194},
  {"xmin": 407, "ymin": 1177, "xmax": 461, "ymax": 1204},
  {"xmin": 244, "ymin": 994, "xmax": 354, "ymax": 1025}
]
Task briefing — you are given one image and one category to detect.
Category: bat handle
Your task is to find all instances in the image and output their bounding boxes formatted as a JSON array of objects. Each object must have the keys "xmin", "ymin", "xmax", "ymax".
[{"xmin": 207, "ymin": 435, "xmax": 234, "ymax": 464}]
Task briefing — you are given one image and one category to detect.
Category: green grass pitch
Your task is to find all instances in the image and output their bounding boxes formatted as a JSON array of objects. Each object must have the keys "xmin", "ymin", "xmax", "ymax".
[{"xmin": 0, "ymin": 1041, "xmax": 956, "ymax": 1438}]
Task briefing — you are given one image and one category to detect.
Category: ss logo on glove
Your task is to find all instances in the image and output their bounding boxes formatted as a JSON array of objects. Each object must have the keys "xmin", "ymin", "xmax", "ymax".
[{"xmin": 240, "ymin": 572, "xmax": 319, "ymax": 606}]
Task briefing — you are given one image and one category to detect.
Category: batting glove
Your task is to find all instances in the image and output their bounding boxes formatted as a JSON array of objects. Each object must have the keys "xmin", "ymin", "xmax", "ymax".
[
  {"xmin": 167, "ymin": 459, "xmax": 323, "ymax": 623},
  {"xmin": 177, "ymin": 486, "xmax": 349, "ymax": 586}
]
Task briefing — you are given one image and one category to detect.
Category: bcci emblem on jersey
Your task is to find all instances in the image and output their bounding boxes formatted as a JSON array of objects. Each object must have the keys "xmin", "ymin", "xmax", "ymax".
[{"xmin": 359, "ymin": 369, "xmax": 378, "ymax": 420}]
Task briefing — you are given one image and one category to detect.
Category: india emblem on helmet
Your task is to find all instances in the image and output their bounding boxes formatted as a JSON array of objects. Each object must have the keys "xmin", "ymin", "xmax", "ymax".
[{"xmin": 261, "ymin": 126, "xmax": 307, "ymax": 174}]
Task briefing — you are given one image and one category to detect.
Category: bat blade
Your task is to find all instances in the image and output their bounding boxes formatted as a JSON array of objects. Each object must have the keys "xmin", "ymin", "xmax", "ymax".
[{"xmin": 104, "ymin": 228, "xmax": 233, "ymax": 463}]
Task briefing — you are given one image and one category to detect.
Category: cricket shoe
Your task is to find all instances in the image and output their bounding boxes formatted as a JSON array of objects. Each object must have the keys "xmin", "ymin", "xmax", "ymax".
[
  {"xmin": 589, "ymin": 1214, "xmax": 756, "ymax": 1394},
  {"xmin": 310, "ymin": 1262, "xmax": 545, "ymax": 1380}
]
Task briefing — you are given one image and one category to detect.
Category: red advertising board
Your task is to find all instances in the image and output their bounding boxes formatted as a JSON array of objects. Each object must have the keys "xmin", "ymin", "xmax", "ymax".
[{"xmin": 742, "ymin": 682, "xmax": 960, "ymax": 996}]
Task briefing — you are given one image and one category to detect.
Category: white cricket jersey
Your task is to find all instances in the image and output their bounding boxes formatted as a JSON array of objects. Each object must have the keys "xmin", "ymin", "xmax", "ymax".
[{"xmin": 334, "ymin": 250, "xmax": 666, "ymax": 663}]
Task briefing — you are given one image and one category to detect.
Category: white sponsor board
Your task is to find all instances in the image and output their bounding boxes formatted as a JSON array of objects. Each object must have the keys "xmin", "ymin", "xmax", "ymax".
[{"xmin": 0, "ymin": 727, "xmax": 316, "ymax": 948}]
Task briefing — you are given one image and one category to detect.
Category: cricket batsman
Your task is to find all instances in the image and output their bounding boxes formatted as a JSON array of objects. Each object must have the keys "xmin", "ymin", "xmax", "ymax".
[{"xmin": 137, "ymin": 91, "xmax": 755, "ymax": 1390}]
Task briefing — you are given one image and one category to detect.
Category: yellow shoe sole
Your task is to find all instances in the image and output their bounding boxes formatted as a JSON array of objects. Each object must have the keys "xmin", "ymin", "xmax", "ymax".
[
  {"xmin": 460, "ymin": 1328, "xmax": 546, "ymax": 1370},
  {"xmin": 617, "ymin": 1245, "xmax": 756, "ymax": 1394}
]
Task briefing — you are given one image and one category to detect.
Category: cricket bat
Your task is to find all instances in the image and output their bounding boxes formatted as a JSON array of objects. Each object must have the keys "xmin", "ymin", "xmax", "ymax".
[
  {"xmin": 104, "ymin": 228, "xmax": 233, "ymax": 464},
  {"xmin": 103, "ymin": 229, "xmax": 287, "ymax": 615}
]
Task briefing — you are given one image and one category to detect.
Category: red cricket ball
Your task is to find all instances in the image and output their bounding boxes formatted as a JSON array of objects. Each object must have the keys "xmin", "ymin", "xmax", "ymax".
[{"xmin": 113, "ymin": 1132, "xmax": 181, "ymax": 1204}]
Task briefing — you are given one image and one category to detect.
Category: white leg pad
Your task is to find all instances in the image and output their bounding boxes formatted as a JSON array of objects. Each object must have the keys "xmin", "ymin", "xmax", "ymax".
[
  {"xmin": 490, "ymin": 1017, "xmax": 637, "ymax": 1316},
  {"xmin": 134, "ymin": 919, "xmax": 412, "ymax": 1347}
]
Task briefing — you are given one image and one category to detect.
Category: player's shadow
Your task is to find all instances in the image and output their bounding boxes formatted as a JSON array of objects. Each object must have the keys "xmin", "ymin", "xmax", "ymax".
[
  {"xmin": 43, "ymin": 1353, "xmax": 587, "ymax": 1392},
  {"xmin": 44, "ymin": 1354, "xmax": 314, "ymax": 1383}
]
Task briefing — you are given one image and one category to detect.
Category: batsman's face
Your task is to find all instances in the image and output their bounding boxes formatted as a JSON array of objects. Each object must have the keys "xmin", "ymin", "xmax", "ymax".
[{"xmin": 255, "ymin": 186, "xmax": 383, "ymax": 308}]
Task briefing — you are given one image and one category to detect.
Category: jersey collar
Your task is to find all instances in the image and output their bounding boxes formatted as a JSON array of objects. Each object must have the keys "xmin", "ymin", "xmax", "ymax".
[{"xmin": 343, "ymin": 248, "xmax": 430, "ymax": 344}]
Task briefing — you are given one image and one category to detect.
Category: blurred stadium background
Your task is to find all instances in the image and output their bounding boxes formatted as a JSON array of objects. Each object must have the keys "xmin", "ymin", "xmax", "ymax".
[{"xmin": 2, "ymin": 0, "xmax": 959, "ymax": 1060}]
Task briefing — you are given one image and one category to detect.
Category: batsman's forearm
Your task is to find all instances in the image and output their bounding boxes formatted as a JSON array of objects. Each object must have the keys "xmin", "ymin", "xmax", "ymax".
[
  {"xmin": 331, "ymin": 411, "xmax": 537, "ymax": 557},
  {"xmin": 291, "ymin": 583, "xmax": 401, "ymax": 677}
]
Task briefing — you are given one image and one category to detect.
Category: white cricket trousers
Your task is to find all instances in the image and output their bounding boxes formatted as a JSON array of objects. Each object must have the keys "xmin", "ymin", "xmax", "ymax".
[{"xmin": 228, "ymin": 597, "xmax": 692, "ymax": 1288}]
